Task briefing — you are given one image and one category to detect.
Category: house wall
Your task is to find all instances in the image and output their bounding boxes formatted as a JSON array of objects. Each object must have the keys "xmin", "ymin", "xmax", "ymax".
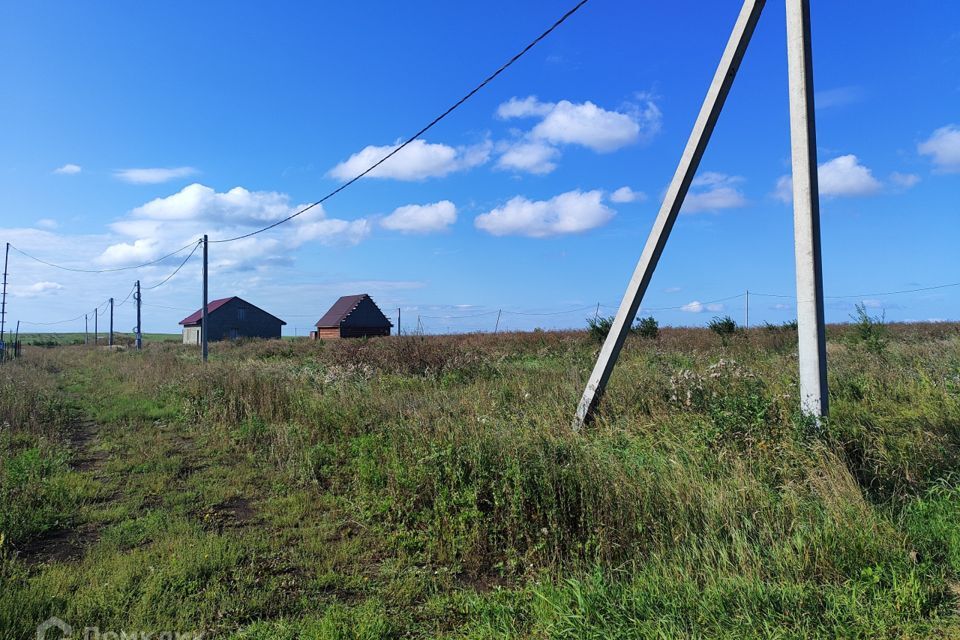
[
  {"xmin": 340, "ymin": 297, "xmax": 393, "ymax": 337},
  {"xmin": 206, "ymin": 298, "xmax": 283, "ymax": 341},
  {"xmin": 316, "ymin": 328, "xmax": 340, "ymax": 340},
  {"xmin": 182, "ymin": 326, "xmax": 201, "ymax": 345}
]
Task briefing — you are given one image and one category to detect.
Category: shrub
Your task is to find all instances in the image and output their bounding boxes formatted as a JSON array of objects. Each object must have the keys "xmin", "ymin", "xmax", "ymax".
[
  {"xmin": 633, "ymin": 316, "xmax": 659, "ymax": 339},
  {"xmin": 708, "ymin": 316, "xmax": 738, "ymax": 343},
  {"xmin": 848, "ymin": 303, "xmax": 887, "ymax": 355},
  {"xmin": 586, "ymin": 316, "xmax": 615, "ymax": 342}
]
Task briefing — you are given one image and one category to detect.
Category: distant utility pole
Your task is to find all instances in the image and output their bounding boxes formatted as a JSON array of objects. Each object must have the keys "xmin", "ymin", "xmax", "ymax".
[
  {"xmin": 13, "ymin": 320, "xmax": 18, "ymax": 359},
  {"xmin": 135, "ymin": 280, "xmax": 142, "ymax": 351},
  {"xmin": 94, "ymin": 307, "xmax": 98, "ymax": 346},
  {"xmin": 494, "ymin": 309, "xmax": 502, "ymax": 334},
  {"xmin": 202, "ymin": 235, "xmax": 208, "ymax": 362},
  {"xmin": 1, "ymin": 242, "xmax": 8, "ymax": 356},
  {"xmin": 397, "ymin": 308, "xmax": 401, "ymax": 337},
  {"xmin": 745, "ymin": 289, "xmax": 750, "ymax": 329},
  {"xmin": 108, "ymin": 297, "xmax": 114, "ymax": 346},
  {"xmin": 85, "ymin": 314, "xmax": 89, "ymax": 345}
]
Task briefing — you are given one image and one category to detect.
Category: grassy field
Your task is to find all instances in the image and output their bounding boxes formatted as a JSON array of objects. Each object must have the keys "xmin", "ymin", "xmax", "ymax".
[
  {"xmin": 1, "ymin": 321, "xmax": 960, "ymax": 638},
  {"xmin": 13, "ymin": 333, "xmax": 181, "ymax": 347}
]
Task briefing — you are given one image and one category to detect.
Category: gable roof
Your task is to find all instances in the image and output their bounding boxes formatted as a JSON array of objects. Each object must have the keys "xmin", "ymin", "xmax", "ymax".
[
  {"xmin": 179, "ymin": 296, "xmax": 286, "ymax": 326},
  {"xmin": 315, "ymin": 294, "xmax": 390, "ymax": 328}
]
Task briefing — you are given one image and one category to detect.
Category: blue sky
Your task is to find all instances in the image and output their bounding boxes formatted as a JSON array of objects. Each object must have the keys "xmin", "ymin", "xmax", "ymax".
[{"xmin": 1, "ymin": 1, "xmax": 958, "ymax": 335}]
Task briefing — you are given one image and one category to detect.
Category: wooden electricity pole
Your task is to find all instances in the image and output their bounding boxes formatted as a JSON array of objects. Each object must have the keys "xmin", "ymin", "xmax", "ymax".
[
  {"xmin": 94, "ymin": 307, "xmax": 98, "ymax": 346},
  {"xmin": 202, "ymin": 234, "xmax": 209, "ymax": 362},
  {"xmin": 85, "ymin": 314, "xmax": 89, "ymax": 345},
  {"xmin": 574, "ymin": 0, "xmax": 766, "ymax": 429},
  {"xmin": 108, "ymin": 297, "xmax": 114, "ymax": 346}
]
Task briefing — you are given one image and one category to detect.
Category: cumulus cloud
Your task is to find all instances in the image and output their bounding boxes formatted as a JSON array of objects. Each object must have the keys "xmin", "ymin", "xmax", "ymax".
[
  {"xmin": 890, "ymin": 172, "xmax": 921, "ymax": 189},
  {"xmin": 114, "ymin": 167, "xmax": 199, "ymax": 184},
  {"xmin": 494, "ymin": 95, "xmax": 662, "ymax": 174},
  {"xmin": 496, "ymin": 96, "xmax": 555, "ymax": 119},
  {"xmin": 610, "ymin": 186, "xmax": 646, "ymax": 203},
  {"xmin": 495, "ymin": 140, "xmax": 560, "ymax": 175},
  {"xmin": 381, "ymin": 200, "xmax": 457, "ymax": 233},
  {"xmin": 328, "ymin": 139, "xmax": 490, "ymax": 181},
  {"xmin": 53, "ymin": 163, "xmax": 82, "ymax": 175},
  {"xmin": 775, "ymin": 155, "xmax": 882, "ymax": 201},
  {"xmin": 918, "ymin": 125, "xmax": 960, "ymax": 173},
  {"xmin": 682, "ymin": 172, "xmax": 747, "ymax": 213},
  {"xmin": 98, "ymin": 183, "xmax": 369, "ymax": 269},
  {"xmin": 35, "ymin": 218, "xmax": 58, "ymax": 229},
  {"xmin": 12, "ymin": 281, "xmax": 64, "ymax": 298},
  {"xmin": 474, "ymin": 189, "xmax": 614, "ymax": 238},
  {"xmin": 680, "ymin": 300, "xmax": 724, "ymax": 313}
]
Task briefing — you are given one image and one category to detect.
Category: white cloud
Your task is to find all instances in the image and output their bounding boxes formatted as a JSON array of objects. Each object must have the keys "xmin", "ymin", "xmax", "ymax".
[
  {"xmin": 328, "ymin": 139, "xmax": 490, "ymax": 181},
  {"xmin": 496, "ymin": 96, "xmax": 555, "ymax": 119},
  {"xmin": 890, "ymin": 172, "xmax": 921, "ymax": 189},
  {"xmin": 918, "ymin": 125, "xmax": 960, "ymax": 173},
  {"xmin": 610, "ymin": 186, "xmax": 647, "ymax": 203},
  {"xmin": 495, "ymin": 140, "xmax": 560, "ymax": 175},
  {"xmin": 682, "ymin": 173, "xmax": 747, "ymax": 214},
  {"xmin": 53, "ymin": 163, "xmax": 81, "ymax": 175},
  {"xmin": 493, "ymin": 95, "xmax": 662, "ymax": 173},
  {"xmin": 12, "ymin": 281, "xmax": 64, "ymax": 298},
  {"xmin": 98, "ymin": 183, "xmax": 369, "ymax": 269},
  {"xmin": 775, "ymin": 155, "xmax": 882, "ymax": 202},
  {"xmin": 531, "ymin": 99, "xmax": 656, "ymax": 152},
  {"xmin": 381, "ymin": 200, "xmax": 457, "ymax": 233},
  {"xmin": 474, "ymin": 189, "xmax": 614, "ymax": 238},
  {"xmin": 35, "ymin": 218, "xmax": 58, "ymax": 229},
  {"xmin": 680, "ymin": 300, "xmax": 724, "ymax": 313},
  {"xmin": 114, "ymin": 167, "xmax": 199, "ymax": 184},
  {"xmin": 664, "ymin": 286, "xmax": 682, "ymax": 294},
  {"xmin": 815, "ymin": 86, "xmax": 864, "ymax": 109}
]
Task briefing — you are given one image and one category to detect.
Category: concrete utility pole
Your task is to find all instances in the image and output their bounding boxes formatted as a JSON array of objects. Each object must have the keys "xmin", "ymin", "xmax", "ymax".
[
  {"xmin": 94, "ymin": 308, "xmax": 98, "ymax": 346},
  {"xmin": 397, "ymin": 308, "xmax": 401, "ymax": 337},
  {"xmin": 574, "ymin": 0, "xmax": 767, "ymax": 430},
  {"xmin": 1, "ymin": 242, "xmax": 8, "ymax": 358},
  {"xmin": 202, "ymin": 234, "xmax": 209, "ymax": 362},
  {"xmin": 745, "ymin": 289, "xmax": 750, "ymax": 330},
  {"xmin": 135, "ymin": 280, "xmax": 142, "ymax": 351},
  {"xmin": 108, "ymin": 297, "xmax": 114, "ymax": 346},
  {"xmin": 85, "ymin": 314, "xmax": 89, "ymax": 345},
  {"xmin": 786, "ymin": 0, "xmax": 828, "ymax": 419},
  {"xmin": 494, "ymin": 309, "xmax": 502, "ymax": 334},
  {"xmin": 13, "ymin": 320, "xmax": 18, "ymax": 358}
]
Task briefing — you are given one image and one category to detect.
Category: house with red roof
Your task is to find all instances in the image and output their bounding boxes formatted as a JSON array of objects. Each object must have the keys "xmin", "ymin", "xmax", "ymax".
[
  {"xmin": 179, "ymin": 296, "xmax": 286, "ymax": 344},
  {"xmin": 312, "ymin": 294, "xmax": 392, "ymax": 340}
]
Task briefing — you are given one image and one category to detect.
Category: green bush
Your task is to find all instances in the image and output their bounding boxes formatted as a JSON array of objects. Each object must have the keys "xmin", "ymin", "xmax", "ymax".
[
  {"xmin": 633, "ymin": 316, "xmax": 659, "ymax": 339},
  {"xmin": 848, "ymin": 302, "xmax": 888, "ymax": 354}
]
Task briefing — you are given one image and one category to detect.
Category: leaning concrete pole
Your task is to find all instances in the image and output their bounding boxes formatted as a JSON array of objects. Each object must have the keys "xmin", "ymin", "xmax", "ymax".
[
  {"xmin": 573, "ymin": 0, "xmax": 766, "ymax": 430},
  {"xmin": 786, "ymin": 0, "xmax": 828, "ymax": 419}
]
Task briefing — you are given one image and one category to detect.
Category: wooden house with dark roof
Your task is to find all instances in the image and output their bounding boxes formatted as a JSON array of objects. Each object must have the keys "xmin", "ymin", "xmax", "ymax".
[
  {"xmin": 312, "ymin": 294, "xmax": 392, "ymax": 340},
  {"xmin": 179, "ymin": 296, "xmax": 286, "ymax": 344}
]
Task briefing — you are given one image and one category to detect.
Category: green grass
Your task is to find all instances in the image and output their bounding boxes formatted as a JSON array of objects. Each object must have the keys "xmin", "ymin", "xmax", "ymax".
[
  {"xmin": 15, "ymin": 332, "xmax": 180, "ymax": 347},
  {"xmin": 1, "ymin": 324, "xmax": 959, "ymax": 638}
]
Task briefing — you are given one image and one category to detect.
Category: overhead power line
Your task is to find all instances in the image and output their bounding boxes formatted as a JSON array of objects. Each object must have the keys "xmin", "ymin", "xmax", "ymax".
[
  {"xmin": 142, "ymin": 240, "xmax": 202, "ymax": 290},
  {"xmin": 9, "ymin": 240, "xmax": 200, "ymax": 274},
  {"xmin": 209, "ymin": 0, "xmax": 591, "ymax": 244},
  {"xmin": 751, "ymin": 280, "xmax": 960, "ymax": 301}
]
